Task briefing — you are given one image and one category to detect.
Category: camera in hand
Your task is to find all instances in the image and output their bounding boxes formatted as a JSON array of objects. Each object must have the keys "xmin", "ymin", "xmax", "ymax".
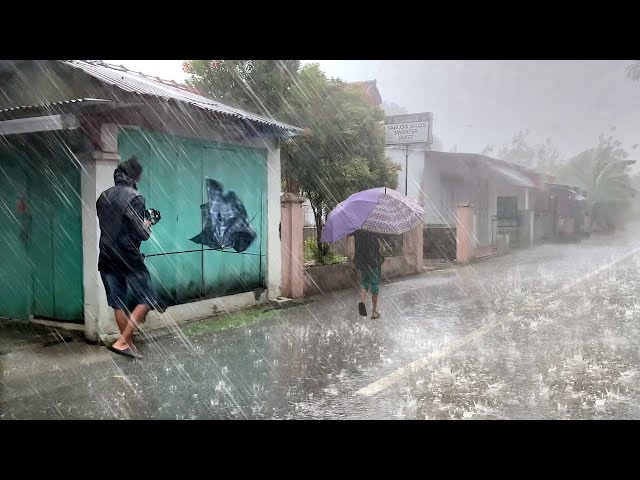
[{"xmin": 145, "ymin": 208, "xmax": 161, "ymax": 225}]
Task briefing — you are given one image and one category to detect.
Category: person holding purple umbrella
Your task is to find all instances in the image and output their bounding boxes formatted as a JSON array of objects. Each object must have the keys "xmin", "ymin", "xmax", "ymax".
[
  {"xmin": 354, "ymin": 230, "xmax": 384, "ymax": 319},
  {"xmin": 321, "ymin": 187, "xmax": 425, "ymax": 320}
]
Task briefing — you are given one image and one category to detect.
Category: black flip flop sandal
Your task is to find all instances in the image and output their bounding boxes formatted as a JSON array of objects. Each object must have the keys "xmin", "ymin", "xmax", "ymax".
[
  {"xmin": 358, "ymin": 302, "xmax": 367, "ymax": 317},
  {"xmin": 108, "ymin": 345, "xmax": 143, "ymax": 359}
]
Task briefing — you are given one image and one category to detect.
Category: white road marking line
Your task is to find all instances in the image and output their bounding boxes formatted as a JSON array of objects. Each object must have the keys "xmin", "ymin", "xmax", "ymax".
[
  {"xmin": 356, "ymin": 319, "xmax": 501, "ymax": 397},
  {"xmin": 356, "ymin": 243, "xmax": 640, "ymax": 397}
]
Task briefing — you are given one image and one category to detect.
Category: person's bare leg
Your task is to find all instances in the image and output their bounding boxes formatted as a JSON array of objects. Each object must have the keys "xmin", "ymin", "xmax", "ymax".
[
  {"xmin": 358, "ymin": 287, "xmax": 368, "ymax": 316},
  {"xmin": 123, "ymin": 304, "xmax": 150, "ymax": 349},
  {"xmin": 371, "ymin": 294, "xmax": 379, "ymax": 318},
  {"xmin": 114, "ymin": 309, "xmax": 128, "ymax": 334},
  {"xmin": 112, "ymin": 304, "xmax": 150, "ymax": 351}
]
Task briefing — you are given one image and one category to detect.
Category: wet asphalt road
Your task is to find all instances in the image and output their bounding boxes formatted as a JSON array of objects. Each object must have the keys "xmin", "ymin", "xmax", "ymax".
[{"xmin": 3, "ymin": 228, "xmax": 640, "ymax": 419}]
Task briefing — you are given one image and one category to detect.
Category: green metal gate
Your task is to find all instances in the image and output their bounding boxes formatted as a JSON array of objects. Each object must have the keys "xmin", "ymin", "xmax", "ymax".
[
  {"xmin": 0, "ymin": 139, "xmax": 84, "ymax": 322},
  {"xmin": 497, "ymin": 195, "xmax": 521, "ymax": 244},
  {"xmin": 0, "ymin": 156, "xmax": 32, "ymax": 319},
  {"xmin": 118, "ymin": 129, "xmax": 267, "ymax": 308}
]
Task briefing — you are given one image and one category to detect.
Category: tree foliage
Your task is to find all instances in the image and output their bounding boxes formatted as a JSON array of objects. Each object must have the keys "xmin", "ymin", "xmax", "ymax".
[
  {"xmin": 182, "ymin": 60, "xmax": 300, "ymax": 117},
  {"xmin": 279, "ymin": 64, "xmax": 399, "ymax": 260},
  {"xmin": 482, "ymin": 129, "xmax": 562, "ymax": 173},
  {"xmin": 184, "ymin": 61, "xmax": 398, "ymax": 263},
  {"xmin": 382, "ymin": 101, "xmax": 407, "ymax": 116},
  {"xmin": 556, "ymin": 134, "xmax": 636, "ymax": 230},
  {"xmin": 627, "ymin": 61, "xmax": 640, "ymax": 81}
]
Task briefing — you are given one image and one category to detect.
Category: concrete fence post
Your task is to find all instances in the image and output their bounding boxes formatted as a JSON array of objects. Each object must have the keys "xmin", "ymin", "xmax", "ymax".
[
  {"xmin": 402, "ymin": 224, "xmax": 424, "ymax": 273},
  {"xmin": 280, "ymin": 193, "xmax": 306, "ymax": 298},
  {"xmin": 456, "ymin": 203, "xmax": 475, "ymax": 263}
]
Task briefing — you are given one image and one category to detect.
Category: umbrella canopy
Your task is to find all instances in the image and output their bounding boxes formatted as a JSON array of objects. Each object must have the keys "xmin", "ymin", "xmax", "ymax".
[{"xmin": 321, "ymin": 187, "xmax": 424, "ymax": 243}]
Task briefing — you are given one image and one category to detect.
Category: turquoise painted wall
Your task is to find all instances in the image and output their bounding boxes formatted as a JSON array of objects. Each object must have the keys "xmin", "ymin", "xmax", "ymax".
[
  {"xmin": 0, "ymin": 140, "xmax": 83, "ymax": 322},
  {"xmin": 118, "ymin": 129, "xmax": 267, "ymax": 308}
]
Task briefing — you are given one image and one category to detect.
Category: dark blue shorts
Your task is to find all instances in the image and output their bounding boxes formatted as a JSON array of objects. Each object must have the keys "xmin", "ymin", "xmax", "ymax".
[{"xmin": 100, "ymin": 270, "xmax": 157, "ymax": 311}]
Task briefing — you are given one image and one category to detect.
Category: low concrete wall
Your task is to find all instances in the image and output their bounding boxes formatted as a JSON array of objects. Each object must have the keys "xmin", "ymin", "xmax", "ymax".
[
  {"xmin": 302, "ymin": 224, "xmax": 424, "ymax": 296},
  {"xmin": 382, "ymin": 255, "xmax": 417, "ymax": 279},
  {"xmin": 304, "ymin": 263, "xmax": 357, "ymax": 296},
  {"xmin": 496, "ymin": 233, "xmax": 510, "ymax": 254},
  {"xmin": 424, "ymin": 226, "xmax": 456, "ymax": 260},
  {"xmin": 303, "ymin": 254, "xmax": 421, "ymax": 296}
]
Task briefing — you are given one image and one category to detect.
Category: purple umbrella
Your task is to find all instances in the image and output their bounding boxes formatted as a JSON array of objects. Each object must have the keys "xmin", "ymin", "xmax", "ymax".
[{"xmin": 320, "ymin": 187, "xmax": 425, "ymax": 243}]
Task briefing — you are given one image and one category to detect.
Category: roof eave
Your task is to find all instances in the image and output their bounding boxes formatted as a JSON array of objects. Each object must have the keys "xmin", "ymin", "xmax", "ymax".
[{"xmin": 61, "ymin": 60, "xmax": 302, "ymax": 136}]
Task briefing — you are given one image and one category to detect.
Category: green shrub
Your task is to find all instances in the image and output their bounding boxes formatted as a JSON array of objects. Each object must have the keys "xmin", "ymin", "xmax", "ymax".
[{"xmin": 304, "ymin": 237, "xmax": 346, "ymax": 265}]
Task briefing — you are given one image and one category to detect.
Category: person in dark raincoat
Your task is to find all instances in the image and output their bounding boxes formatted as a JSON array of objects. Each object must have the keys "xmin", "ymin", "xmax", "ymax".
[
  {"xmin": 354, "ymin": 230, "xmax": 385, "ymax": 319},
  {"xmin": 96, "ymin": 156, "xmax": 156, "ymax": 359}
]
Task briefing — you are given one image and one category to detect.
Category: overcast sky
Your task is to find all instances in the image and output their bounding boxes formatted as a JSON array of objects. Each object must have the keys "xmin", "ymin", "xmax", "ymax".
[{"xmin": 107, "ymin": 60, "xmax": 640, "ymax": 159}]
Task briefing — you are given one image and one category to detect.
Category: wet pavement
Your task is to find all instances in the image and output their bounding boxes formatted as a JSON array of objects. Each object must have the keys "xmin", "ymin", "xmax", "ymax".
[{"xmin": 3, "ymin": 227, "xmax": 640, "ymax": 419}]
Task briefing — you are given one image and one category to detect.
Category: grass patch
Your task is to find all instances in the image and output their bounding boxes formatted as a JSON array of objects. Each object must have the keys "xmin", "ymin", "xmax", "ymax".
[{"xmin": 181, "ymin": 307, "xmax": 276, "ymax": 337}]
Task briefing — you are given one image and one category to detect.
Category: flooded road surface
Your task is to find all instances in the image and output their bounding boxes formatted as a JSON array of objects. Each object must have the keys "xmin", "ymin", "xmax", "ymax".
[{"xmin": 3, "ymin": 228, "xmax": 640, "ymax": 419}]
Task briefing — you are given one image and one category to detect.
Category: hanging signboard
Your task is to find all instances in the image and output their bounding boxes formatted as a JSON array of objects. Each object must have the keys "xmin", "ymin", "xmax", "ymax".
[{"xmin": 384, "ymin": 112, "xmax": 433, "ymax": 145}]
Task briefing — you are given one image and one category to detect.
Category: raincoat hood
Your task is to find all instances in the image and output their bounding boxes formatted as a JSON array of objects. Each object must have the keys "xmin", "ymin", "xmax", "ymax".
[{"xmin": 113, "ymin": 166, "xmax": 137, "ymax": 189}]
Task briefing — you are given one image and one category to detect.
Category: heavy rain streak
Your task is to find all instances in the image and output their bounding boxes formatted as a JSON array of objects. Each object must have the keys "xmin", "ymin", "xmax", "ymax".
[{"xmin": 2, "ymin": 59, "xmax": 640, "ymax": 420}]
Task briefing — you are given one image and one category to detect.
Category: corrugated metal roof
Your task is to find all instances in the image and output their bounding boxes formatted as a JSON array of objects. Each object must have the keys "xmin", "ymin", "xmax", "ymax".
[
  {"xmin": 487, "ymin": 163, "xmax": 538, "ymax": 188},
  {"xmin": 426, "ymin": 151, "xmax": 544, "ymax": 187},
  {"xmin": 0, "ymin": 97, "xmax": 112, "ymax": 114},
  {"xmin": 63, "ymin": 60, "xmax": 301, "ymax": 133}
]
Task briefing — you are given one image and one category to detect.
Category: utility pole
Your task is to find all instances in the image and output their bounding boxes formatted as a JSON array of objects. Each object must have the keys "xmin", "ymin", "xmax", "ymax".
[
  {"xmin": 384, "ymin": 112, "xmax": 433, "ymax": 198},
  {"xmin": 405, "ymin": 144, "xmax": 409, "ymax": 196}
]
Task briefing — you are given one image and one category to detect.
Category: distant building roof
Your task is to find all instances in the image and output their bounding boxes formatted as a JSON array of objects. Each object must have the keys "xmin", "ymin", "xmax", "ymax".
[
  {"xmin": 350, "ymin": 80, "xmax": 382, "ymax": 106},
  {"xmin": 425, "ymin": 151, "xmax": 545, "ymax": 188}
]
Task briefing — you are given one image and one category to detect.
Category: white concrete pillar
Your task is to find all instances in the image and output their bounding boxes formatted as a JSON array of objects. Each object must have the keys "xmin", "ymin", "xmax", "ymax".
[
  {"xmin": 266, "ymin": 143, "xmax": 282, "ymax": 299},
  {"xmin": 488, "ymin": 180, "xmax": 497, "ymax": 246},
  {"xmin": 79, "ymin": 124, "xmax": 122, "ymax": 343},
  {"xmin": 80, "ymin": 154, "xmax": 99, "ymax": 343},
  {"xmin": 472, "ymin": 213, "xmax": 478, "ymax": 249},
  {"xmin": 524, "ymin": 187, "xmax": 534, "ymax": 246},
  {"xmin": 81, "ymin": 150, "xmax": 120, "ymax": 343},
  {"xmin": 529, "ymin": 210, "xmax": 535, "ymax": 246}
]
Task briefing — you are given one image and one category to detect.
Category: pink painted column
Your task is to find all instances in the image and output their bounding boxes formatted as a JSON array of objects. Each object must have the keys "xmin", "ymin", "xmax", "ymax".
[
  {"xmin": 456, "ymin": 203, "xmax": 475, "ymax": 263},
  {"xmin": 402, "ymin": 224, "xmax": 424, "ymax": 273},
  {"xmin": 280, "ymin": 193, "xmax": 306, "ymax": 298}
]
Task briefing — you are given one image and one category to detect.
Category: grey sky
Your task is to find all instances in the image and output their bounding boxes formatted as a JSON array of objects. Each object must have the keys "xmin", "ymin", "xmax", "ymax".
[{"xmin": 107, "ymin": 60, "xmax": 640, "ymax": 159}]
